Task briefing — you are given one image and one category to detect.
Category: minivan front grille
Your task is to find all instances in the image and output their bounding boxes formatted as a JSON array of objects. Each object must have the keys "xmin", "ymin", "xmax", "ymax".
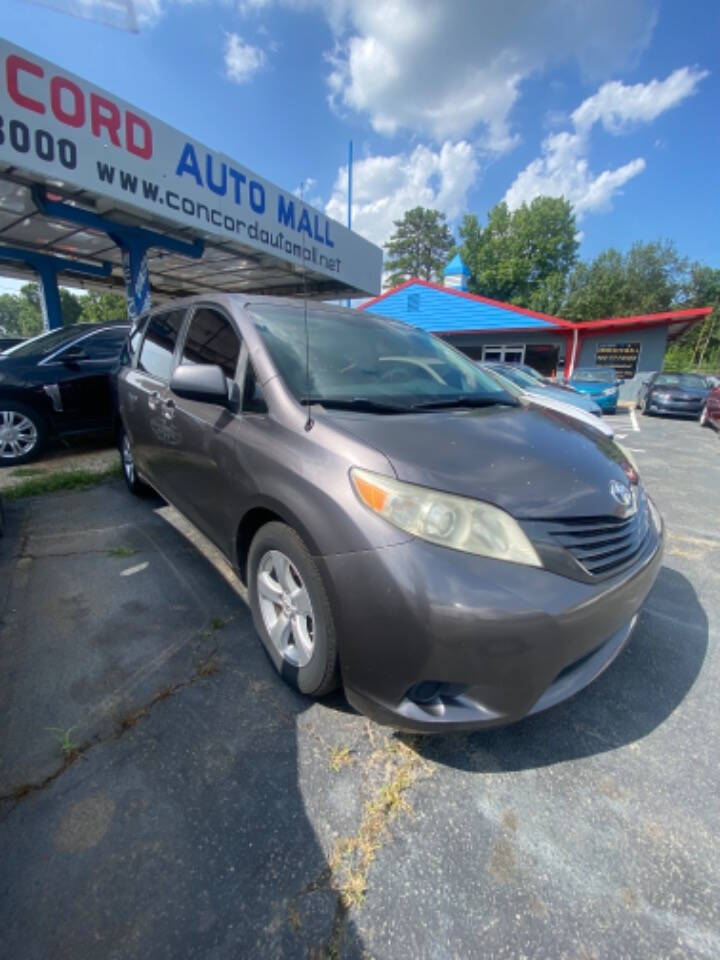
[{"xmin": 543, "ymin": 495, "xmax": 650, "ymax": 576}]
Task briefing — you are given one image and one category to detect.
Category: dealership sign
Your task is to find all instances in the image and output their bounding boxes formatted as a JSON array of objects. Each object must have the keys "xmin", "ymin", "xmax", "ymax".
[
  {"xmin": 0, "ymin": 38, "xmax": 382, "ymax": 294},
  {"xmin": 595, "ymin": 342, "xmax": 641, "ymax": 379}
]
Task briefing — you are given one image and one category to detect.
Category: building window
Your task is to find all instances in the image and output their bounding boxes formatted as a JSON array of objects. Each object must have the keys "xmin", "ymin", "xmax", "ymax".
[
  {"xmin": 481, "ymin": 344, "xmax": 526, "ymax": 363},
  {"xmin": 407, "ymin": 293, "xmax": 420, "ymax": 312}
]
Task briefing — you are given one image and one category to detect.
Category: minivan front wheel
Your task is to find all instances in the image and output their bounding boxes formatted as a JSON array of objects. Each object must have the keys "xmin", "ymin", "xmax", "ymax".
[{"xmin": 248, "ymin": 522, "xmax": 339, "ymax": 696}]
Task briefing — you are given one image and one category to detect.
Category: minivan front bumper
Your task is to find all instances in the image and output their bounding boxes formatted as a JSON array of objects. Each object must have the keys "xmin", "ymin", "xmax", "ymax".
[{"xmin": 321, "ymin": 517, "xmax": 663, "ymax": 732}]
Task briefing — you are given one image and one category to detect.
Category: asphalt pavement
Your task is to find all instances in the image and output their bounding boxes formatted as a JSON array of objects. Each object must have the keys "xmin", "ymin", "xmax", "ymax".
[{"xmin": 0, "ymin": 413, "xmax": 718, "ymax": 959}]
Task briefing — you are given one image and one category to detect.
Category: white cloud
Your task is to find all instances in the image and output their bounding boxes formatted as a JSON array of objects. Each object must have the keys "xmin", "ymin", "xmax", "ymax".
[
  {"xmin": 325, "ymin": 141, "xmax": 478, "ymax": 249},
  {"xmin": 223, "ymin": 32, "xmax": 267, "ymax": 83},
  {"xmin": 504, "ymin": 67, "xmax": 707, "ymax": 219},
  {"xmin": 504, "ymin": 132, "xmax": 646, "ymax": 219},
  {"xmin": 318, "ymin": 0, "xmax": 657, "ymax": 148},
  {"xmin": 571, "ymin": 67, "xmax": 708, "ymax": 133},
  {"xmin": 135, "ymin": 0, "xmax": 659, "ymax": 149}
]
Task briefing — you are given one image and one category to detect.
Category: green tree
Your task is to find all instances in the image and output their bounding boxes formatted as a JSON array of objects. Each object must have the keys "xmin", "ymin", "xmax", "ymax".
[
  {"xmin": 60, "ymin": 288, "xmax": 83, "ymax": 326},
  {"xmin": 0, "ymin": 283, "xmax": 94, "ymax": 337},
  {"xmin": 384, "ymin": 207, "xmax": 454, "ymax": 288},
  {"xmin": 665, "ymin": 264, "xmax": 720, "ymax": 371},
  {"xmin": 0, "ymin": 284, "xmax": 44, "ymax": 337},
  {"xmin": 563, "ymin": 241, "xmax": 687, "ymax": 322},
  {"xmin": 79, "ymin": 290, "xmax": 128, "ymax": 325},
  {"xmin": 459, "ymin": 197, "xmax": 579, "ymax": 309}
]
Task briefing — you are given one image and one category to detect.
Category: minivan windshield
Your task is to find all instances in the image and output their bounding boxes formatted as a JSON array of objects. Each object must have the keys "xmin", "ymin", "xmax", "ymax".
[
  {"xmin": 2, "ymin": 326, "xmax": 84, "ymax": 358},
  {"xmin": 250, "ymin": 303, "xmax": 516, "ymax": 412}
]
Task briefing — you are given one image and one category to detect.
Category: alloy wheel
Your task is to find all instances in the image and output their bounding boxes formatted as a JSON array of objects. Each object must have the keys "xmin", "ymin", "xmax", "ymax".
[
  {"xmin": 0, "ymin": 410, "xmax": 38, "ymax": 461},
  {"xmin": 256, "ymin": 549, "xmax": 315, "ymax": 667}
]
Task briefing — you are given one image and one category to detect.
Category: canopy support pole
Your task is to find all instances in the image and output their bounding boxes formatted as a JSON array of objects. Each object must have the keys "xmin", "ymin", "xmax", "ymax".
[{"xmin": 32, "ymin": 188, "xmax": 204, "ymax": 323}]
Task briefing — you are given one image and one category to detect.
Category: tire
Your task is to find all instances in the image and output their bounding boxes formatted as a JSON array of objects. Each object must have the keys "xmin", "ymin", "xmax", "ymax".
[
  {"xmin": 248, "ymin": 521, "xmax": 340, "ymax": 697},
  {"xmin": 119, "ymin": 427, "xmax": 151, "ymax": 497},
  {"xmin": 0, "ymin": 401, "xmax": 46, "ymax": 466}
]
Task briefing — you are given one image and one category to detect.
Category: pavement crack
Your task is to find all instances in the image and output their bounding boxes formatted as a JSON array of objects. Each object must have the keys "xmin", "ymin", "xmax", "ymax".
[{"xmin": 0, "ymin": 660, "xmax": 219, "ymax": 818}]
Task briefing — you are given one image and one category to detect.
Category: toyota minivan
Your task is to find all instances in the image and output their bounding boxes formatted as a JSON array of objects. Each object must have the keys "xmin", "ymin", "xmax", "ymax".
[{"xmin": 116, "ymin": 295, "xmax": 663, "ymax": 732}]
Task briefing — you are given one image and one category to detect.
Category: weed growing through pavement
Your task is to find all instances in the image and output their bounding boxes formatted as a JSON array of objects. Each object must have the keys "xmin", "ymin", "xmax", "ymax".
[
  {"xmin": 330, "ymin": 736, "xmax": 432, "ymax": 907},
  {"xmin": 46, "ymin": 726, "xmax": 78, "ymax": 761},
  {"xmin": 329, "ymin": 746, "xmax": 354, "ymax": 772},
  {"xmin": 107, "ymin": 546, "xmax": 137, "ymax": 558}
]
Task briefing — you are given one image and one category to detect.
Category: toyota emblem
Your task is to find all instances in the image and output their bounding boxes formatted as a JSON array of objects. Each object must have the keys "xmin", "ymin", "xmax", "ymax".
[{"xmin": 609, "ymin": 480, "xmax": 633, "ymax": 507}]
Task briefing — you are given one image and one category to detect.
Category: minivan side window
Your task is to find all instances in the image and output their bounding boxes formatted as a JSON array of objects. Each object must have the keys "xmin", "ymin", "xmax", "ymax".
[
  {"xmin": 181, "ymin": 308, "xmax": 240, "ymax": 380},
  {"xmin": 138, "ymin": 310, "xmax": 186, "ymax": 380}
]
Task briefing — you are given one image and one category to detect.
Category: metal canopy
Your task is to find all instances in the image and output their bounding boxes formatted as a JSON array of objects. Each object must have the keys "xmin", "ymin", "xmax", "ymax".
[
  {"xmin": 0, "ymin": 170, "xmax": 360, "ymax": 301},
  {"xmin": 0, "ymin": 37, "xmax": 382, "ymax": 306}
]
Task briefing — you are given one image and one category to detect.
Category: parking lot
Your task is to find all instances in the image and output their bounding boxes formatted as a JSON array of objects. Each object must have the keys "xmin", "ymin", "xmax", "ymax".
[{"xmin": 1, "ymin": 413, "xmax": 718, "ymax": 960}]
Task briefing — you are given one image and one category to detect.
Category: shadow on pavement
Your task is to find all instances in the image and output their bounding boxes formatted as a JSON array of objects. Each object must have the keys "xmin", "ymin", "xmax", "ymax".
[
  {"xmin": 0, "ymin": 486, "xmax": 364, "ymax": 959},
  {"xmin": 412, "ymin": 566, "xmax": 708, "ymax": 773}
]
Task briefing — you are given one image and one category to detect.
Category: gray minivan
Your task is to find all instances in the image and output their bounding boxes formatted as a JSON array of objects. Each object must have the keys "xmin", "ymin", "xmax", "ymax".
[{"xmin": 117, "ymin": 295, "xmax": 663, "ymax": 732}]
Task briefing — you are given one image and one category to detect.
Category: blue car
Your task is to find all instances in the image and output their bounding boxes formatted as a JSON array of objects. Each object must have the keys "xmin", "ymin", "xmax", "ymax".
[
  {"xmin": 568, "ymin": 367, "xmax": 620, "ymax": 413},
  {"xmin": 487, "ymin": 363, "xmax": 603, "ymax": 416}
]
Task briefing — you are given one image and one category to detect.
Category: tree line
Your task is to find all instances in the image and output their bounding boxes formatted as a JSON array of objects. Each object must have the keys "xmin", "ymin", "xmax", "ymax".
[
  {"xmin": 0, "ymin": 284, "xmax": 127, "ymax": 338},
  {"xmin": 384, "ymin": 199, "xmax": 720, "ymax": 372}
]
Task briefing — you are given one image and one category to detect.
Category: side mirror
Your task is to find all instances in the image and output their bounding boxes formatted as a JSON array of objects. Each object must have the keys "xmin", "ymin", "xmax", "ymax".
[
  {"xmin": 170, "ymin": 363, "xmax": 231, "ymax": 407},
  {"xmin": 61, "ymin": 345, "xmax": 89, "ymax": 365}
]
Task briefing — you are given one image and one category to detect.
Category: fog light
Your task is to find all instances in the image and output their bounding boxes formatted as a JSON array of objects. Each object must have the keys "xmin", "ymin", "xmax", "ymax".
[{"xmin": 408, "ymin": 682, "xmax": 442, "ymax": 704}]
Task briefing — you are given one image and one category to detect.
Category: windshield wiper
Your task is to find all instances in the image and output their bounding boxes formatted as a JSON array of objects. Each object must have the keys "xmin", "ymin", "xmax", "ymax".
[
  {"xmin": 410, "ymin": 394, "xmax": 518, "ymax": 410},
  {"xmin": 300, "ymin": 396, "xmax": 411, "ymax": 413}
]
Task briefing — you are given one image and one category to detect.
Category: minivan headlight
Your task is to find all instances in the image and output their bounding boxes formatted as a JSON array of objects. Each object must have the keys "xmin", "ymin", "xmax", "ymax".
[
  {"xmin": 350, "ymin": 468, "xmax": 542, "ymax": 567},
  {"xmin": 600, "ymin": 387, "xmax": 617, "ymax": 396}
]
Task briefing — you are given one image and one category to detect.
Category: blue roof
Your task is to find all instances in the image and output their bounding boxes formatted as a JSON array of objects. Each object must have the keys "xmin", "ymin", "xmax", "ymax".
[
  {"xmin": 443, "ymin": 253, "xmax": 470, "ymax": 276},
  {"xmin": 363, "ymin": 280, "xmax": 564, "ymax": 333}
]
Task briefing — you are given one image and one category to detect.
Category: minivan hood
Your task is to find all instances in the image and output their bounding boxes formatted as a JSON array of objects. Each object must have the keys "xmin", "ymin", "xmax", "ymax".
[{"xmin": 328, "ymin": 405, "xmax": 631, "ymax": 520}]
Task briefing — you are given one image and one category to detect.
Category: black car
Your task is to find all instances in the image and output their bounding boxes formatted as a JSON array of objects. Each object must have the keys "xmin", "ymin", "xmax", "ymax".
[
  {"xmin": 0, "ymin": 336, "xmax": 24, "ymax": 352},
  {"xmin": 637, "ymin": 372, "xmax": 710, "ymax": 419},
  {"xmin": 0, "ymin": 322, "xmax": 129, "ymax": 465}
]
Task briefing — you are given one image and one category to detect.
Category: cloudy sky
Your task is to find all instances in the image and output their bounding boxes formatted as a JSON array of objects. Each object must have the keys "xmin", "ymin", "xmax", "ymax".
[{"xmin": 2, "ymin": 0, "xmax": 718, "ymax": 296}]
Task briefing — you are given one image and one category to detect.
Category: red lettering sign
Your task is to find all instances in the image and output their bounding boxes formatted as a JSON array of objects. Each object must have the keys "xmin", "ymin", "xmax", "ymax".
[{"xmin": 7, "ymin": 54, "xmax": 45, "ymax": 114}]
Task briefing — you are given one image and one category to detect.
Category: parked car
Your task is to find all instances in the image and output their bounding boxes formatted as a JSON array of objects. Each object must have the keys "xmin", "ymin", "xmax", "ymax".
[
  {"xmin": 487, "ymin": 362, "xmax": 603, "ymax": 416},
  {"xmin": 700, "ymin": 382, "xmax": 720, "ymax": 431},
  {"xmin": 0, "ymin": 322, "xmax": 129, "ymax": 465},
  {"xmin": 117, "ymin": 295, "xmax": 663, "ymax": 733},
  {"xmin": 568, "ymin": 367, "xmax": 621, "ymax": 413},
  {"xmin": 478, "ymin": 363, "xmax": 614, "ymax": 438},
  {"xmin": 0, "ymin": 336, "xmax": 24, "ymax": 353},
  {"xmin": 637, "ymin": 372, "xmax": 710, "ymax": 419},
  {"xmin": 513, "ymin": 362, "xmax": 581, "ymax": 395}
]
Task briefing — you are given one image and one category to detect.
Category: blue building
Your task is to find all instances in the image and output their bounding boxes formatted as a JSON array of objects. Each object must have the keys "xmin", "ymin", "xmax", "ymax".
[{"xmin": 361, "ymin": 257, "xmax": 712, "ymax": 398}]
